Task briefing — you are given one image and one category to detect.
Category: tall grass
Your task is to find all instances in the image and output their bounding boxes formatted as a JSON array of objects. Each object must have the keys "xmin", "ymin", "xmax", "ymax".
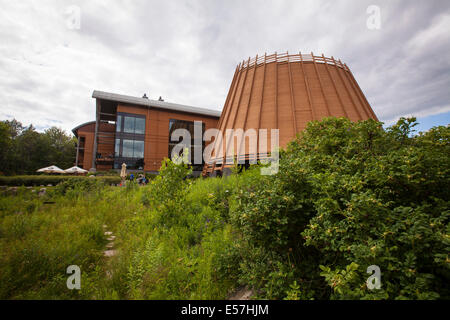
[
  {"xmin": 0, "ymin": 182, "xmax": 144, "ymax": 299},
  {"xmin": 0, "ymin": 167, "xmax": 251, "ymax": 299}
]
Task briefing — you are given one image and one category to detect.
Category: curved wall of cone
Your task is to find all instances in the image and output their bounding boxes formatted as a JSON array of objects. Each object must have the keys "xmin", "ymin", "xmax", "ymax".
[{"xmin": 204, "ymin": 52, "xmax": 378, "ymax": 175}]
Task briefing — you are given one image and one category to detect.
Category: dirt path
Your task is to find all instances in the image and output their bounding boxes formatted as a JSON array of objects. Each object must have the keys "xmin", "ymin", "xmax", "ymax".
[
  {"xmin": 102, "ymin": 225, "xmax": 117, "ymax": 278},
  {"xmin": 228, "ymin": 286, "xmax": 253, "ymax": 300}
]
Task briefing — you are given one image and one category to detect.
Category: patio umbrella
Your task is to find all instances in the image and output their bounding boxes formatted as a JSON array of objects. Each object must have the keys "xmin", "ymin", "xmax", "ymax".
[
  {"xmin": 120, "ymin": 163, "xmax": 127, "ymax": 180},
  {"xmin": 64, "ymin": 166, "xmax": 88, "ymax": 174},
  {"xmin": 36, "ymin": 165, "xmax": 65, "ymax": 174}
]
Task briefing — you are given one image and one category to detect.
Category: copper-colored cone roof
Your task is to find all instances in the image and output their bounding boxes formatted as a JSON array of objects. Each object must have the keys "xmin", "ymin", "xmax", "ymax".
[{"xmin": 205, "ymin": 52, "xmax": 378, "ymax": 175}]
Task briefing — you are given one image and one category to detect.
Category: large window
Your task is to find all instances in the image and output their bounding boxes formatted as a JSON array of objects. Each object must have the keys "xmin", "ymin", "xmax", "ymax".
[
  {"xmin": 124, "ymin": 116, "xmax": 135, "ymax": 133},
  {"xmin": 133, "ymin": 140, "xmax": 145, "ymax": 158},
  {"xmin": 135, "ymin": 118, "xmax": 145, "ymax": 134},
  {"xmin": 121, "ymin": 139, "xmax": 144, "ymax": 158},
  {"xmin": 116, "ymin": 115, "xmax": 122, "ymax": 132},
  {"xmin": 115, "ymin": 139, "xmax": 120, "ymax": 157},
  {"xmin": 168, "ymin": 119, "xmax": 205, "ymax": 170},
  {"xmin": 116, "ymin": 113, "xmax": 146, "ymax": 134},
  {"xmin": 115, "ymin": 139, "xmax": 145, "ymax": 157},
  {"xmin": 122, "ymin": 139, "xmax": 134, "ymax": 157},
  {"xmin": 114, "ymin": 112, "xmax": 146, "ymax": 170}
]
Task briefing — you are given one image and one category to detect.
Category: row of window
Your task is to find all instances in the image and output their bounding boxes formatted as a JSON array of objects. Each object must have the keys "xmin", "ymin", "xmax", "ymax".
[
  {"xmin": 168, "ymin": 119, "xmax": 205, "ymax": 143},
  {"xmin": 115, "ymin": 113, "xmax": 146, "ymax": 160},
  {"xmin": 114, "ymin": 116, "xmax": 206, "ymax": 169},
  {"xmin": 168, "ymin": 119, "xmax": 205, "ymax": 168}
]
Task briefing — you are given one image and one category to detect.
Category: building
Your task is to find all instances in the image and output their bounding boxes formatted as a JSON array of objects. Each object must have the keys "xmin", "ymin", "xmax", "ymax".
[
  {"xmin": 73, "ymin": 52, "xmax": 378, "ymax": 175},
  {"xmin": 203, "ymin": 52, "xmax": 378, "ymax": 175},
  {"xmin": 72, "ymin": 90, "xmax": 221, "ymax": 173}
]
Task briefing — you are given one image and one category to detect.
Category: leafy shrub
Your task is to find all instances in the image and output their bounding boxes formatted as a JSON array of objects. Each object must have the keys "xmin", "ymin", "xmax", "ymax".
[
  {"xmin": 92, "ymin": 170, "xmax": 119, "ymax": 176},
  {"xmin": 0, "ymin": 175, "xmax": 120, "ymax": 187},
  {"xmin": 54, "ymin": 178, "xmax": 103, "ymax": 193},
  {"xmin": 0, "ymin": 117, "xmax": 448, "ymax": 300},
  {"xmin": 230, "ymin": 117, "xmax": 449, "ymax": 299},
  {"xmin": 109, "ymin": 158, "xmax": 238, "ymax": 299}
]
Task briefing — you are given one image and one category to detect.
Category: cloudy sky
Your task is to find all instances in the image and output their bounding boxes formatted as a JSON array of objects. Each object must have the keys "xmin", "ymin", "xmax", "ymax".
[{"xmin": 1, "ymin": 0, "xmax": 449, "ymax": 133}]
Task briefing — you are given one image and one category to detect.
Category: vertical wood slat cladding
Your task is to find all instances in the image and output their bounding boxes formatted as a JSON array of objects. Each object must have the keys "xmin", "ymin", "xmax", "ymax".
[
  {"xmin": 76, "ymin": 123, "xmax": 95, "ymax": 170},
  {"xmin": 223, "ymin": 58, "xmax": 251, "ymax": 164},
  {"xmin": 76, "ymin": 122, "xmax": 115, "ymax": 170},
  {"xmin": 76, "ymin": 105, "xmax": 220, "ymax": 172},
  {"xmin": 299, "ymin": 53, "xmax": 316, "ymax": 122},
  {"xmin": 207, "ymin": 52, "xmax": 378, "ymax": 171},
  {"xmin": 211, "ymin": 64, "xmax": 241, "ymax": 172}
]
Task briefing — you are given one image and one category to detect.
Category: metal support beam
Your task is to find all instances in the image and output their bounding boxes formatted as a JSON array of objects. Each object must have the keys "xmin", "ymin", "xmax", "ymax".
[
  {"xmin": 91, "ymin": 99, "xmax": 100, "ymax": 170},
  {"xmin": 99, "ymin": 112, "xmax": 117, "ymax": 117},
  {"xmin": 75, "ymin": 137, "xmax": 80, "ymax": 167}
]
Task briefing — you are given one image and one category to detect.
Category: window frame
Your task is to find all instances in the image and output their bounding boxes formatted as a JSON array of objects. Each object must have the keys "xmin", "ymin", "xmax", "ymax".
[
  {"xmin": 114, "ymin": 112, "xmax": 147, "ymax": 168},
  {"xmin": 168, "ymin": 119, "xmax": 205, "ymax": 167}
]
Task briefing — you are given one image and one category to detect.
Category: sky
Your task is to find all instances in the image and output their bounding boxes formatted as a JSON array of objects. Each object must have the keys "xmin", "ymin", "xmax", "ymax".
[{"xmin": 0, "ymin": 0, "xmax": 449, "ymax": 134}]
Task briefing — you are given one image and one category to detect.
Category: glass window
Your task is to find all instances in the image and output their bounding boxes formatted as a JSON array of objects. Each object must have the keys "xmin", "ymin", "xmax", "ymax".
[
  {"xmin": 115, "ymin": 139, "xmax": 145, "ymax": 158},
  {"xmin": 168, "ymin": 119, "xmax": 205, "ymax": 165},
  {"xmin": 134, "ymin": 140, "xmax": 145, "ymax": 158},
  {"xmin": 115, "ymin": 139, "xmax": 120, "ymax": 157},
  {"xmin": 117, "ymin": 114, "xmax": 145, "ymax": 134},
  {"xmin": 124, "ymin": 116, "xmax": 135, "ymax": 133},
  {"xmin": 122, "ymin": 139, "xmax": 134, "ymax": 157},
  {"xmin": 135, "ymin": 118, "xmax": 145, "ymax": 134},
  {"xmin": 116, "ymin": 115, "xmax": 122, "ymax": 132}
]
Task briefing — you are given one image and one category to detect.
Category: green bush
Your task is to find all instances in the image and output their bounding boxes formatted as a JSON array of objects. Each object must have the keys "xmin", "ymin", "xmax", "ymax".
[
  {"xmin": 109, "ymin": 158, "xmax": 239, "ymax": 299},
  {"xmin": 229, "ymin": 117, "xmax": 449, "ymax": 299},
  {"xmin": 0, "ymin": 175, "xmax": 121, "ymax": 187},
  {"xmin": 51, "ymin": 178, "xmax": 110, "ymax": 200},
  {"xmin": 0, "ymin": 117, "xmax": 448, "ymax": 300}
]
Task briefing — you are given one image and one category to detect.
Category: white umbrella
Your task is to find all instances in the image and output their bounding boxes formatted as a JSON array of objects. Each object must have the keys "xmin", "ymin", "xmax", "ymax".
[
  {"xmin": 120, "ymin": 163, "xmax": 127, "ymax": 179},
  {"xmin": 36, "ymin": 165, "xmax": 65, "ymax": 174},
  {"xmin": 64, "ymin": 166, "xmax": 88, "ymax": 174}
]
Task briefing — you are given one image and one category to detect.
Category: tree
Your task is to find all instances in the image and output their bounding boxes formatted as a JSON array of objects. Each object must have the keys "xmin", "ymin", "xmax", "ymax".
[
  {"xmin": 4, "ymin": 119, "xmax": 24, "ymax": 138},
  {"xmin": 0, "ymin": 119, "xmax": 76, "ymax": 175},
  {"xmin": 44, "ymin": 127, "xmax": 77, "ymax": 170},
  {"xmin": 0, "ymin": 122, "xmax": 12, "ymax": 175}
]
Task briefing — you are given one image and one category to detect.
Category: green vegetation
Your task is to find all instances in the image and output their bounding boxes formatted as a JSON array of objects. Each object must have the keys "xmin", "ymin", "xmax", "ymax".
[
  {"xmin": 229, "ymin": 117, "xmax": 449, "ymax": 300},
  {"xmin": 0, "ymin": 175, "xmax": 121, "ymax": 187},
  {"xmin": 0, "ymin": 117, "xmax": 448, "ymax": 300},
  {"xmin": 0, "ymin": 119, "xmax": 76, "ymax": 175}
]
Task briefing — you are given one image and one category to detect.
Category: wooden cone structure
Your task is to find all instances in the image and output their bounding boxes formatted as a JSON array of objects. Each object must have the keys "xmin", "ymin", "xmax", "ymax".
[{"xmin": 204, "ymin": 52, "xmax": 378, "ymax": 176}]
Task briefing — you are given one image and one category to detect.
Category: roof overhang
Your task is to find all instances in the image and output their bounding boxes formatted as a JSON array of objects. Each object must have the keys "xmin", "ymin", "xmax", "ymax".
[
  {"xmin": 72, "ymin": 121, "xmax": 96, "ymax": 137},
  {"xmin": 92, "ymin": 90, "xmax": 222, "ymax": 118}
]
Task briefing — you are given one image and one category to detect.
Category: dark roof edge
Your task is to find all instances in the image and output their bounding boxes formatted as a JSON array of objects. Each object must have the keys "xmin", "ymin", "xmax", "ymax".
[
  {"xmin": 92, "ymin": 90, "xmax": 222, "ymax": 118},
  {"xmin": 71, "ymin": 121, "xmax": 96, "ymax": 137}
]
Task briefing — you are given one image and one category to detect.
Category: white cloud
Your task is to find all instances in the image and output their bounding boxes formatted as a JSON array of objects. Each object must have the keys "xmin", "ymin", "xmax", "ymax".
[{"xmin": 0, "ymin": 0, "xmax": 449, "ymax": 133}]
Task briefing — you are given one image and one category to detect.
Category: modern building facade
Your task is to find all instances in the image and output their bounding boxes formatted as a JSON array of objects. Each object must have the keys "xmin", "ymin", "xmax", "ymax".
[
  {"xmin": 73, "ymin": 91, "xmax": 221, "ymax": 173},
  {"xmin": 203, "ymin": 52, "xmax": 378, "ymax": 175},
  {"xmin": 73, "ymin": 52, "xmax": 378, "ymax": 175}
]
